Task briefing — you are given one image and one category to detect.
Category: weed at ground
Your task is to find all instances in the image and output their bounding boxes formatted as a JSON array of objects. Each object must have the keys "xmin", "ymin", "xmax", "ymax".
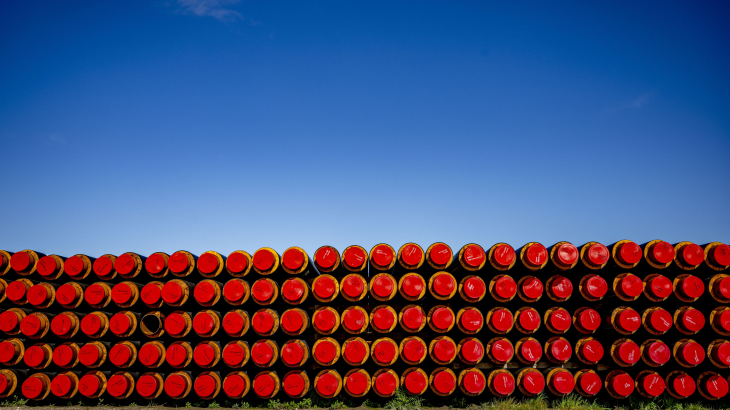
[
  {"xmin": 384, "ymin": 389, "xmax": 425, "ymax": 410},
  {"xmin": 478, "ymin": 393, "xmax": 549, "ymax": 410},
  {"xmin": 0, "ymin": 395, "xmax": 28, "ymax": 407}
]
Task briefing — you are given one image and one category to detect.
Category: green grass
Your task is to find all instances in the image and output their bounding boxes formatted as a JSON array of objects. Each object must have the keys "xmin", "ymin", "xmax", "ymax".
[
  {"xmin": 1, "ymin": 395, "xmax": 28, "ymax": 407},
  {"xmin": 383, "ymin": 389, "xmax": 425, "ymax": 410},
  {"xmin": 477, "ymin": 394, "xmax": 549, "ymax": 410}
]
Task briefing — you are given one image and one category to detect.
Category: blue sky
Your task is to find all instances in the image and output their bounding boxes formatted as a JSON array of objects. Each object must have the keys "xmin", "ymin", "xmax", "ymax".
[{"xmin": 1, "ymin": 0, "xmax": 729, "ymax": 258}]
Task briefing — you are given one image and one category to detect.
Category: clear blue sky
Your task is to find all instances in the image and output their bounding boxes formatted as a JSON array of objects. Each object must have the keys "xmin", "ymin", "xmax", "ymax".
[{"xmin": 1, "ymin": 1, "xmax": 729, "ymax": 258}]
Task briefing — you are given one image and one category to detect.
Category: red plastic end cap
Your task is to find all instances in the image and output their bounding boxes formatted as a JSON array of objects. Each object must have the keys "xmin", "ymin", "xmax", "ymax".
[
  {"xmin": 223, "ymin": 280, "xmax": 246, "ymax": 304},
  {"xmin": 79, "ymin": 344, "xmax": 100, "ymax": 366},
  {"xmin": 342, "ymin": 309, "xmax": 366, "ymax": 332},
  {"xmin": 26, "ymin": 285, "xmax": 48, "ymax": 306},
  {"xmin": 314, "ymin": 341, "xmax": 337, "ymax": 364},
  {"xmin": 403, "ymin": 371, "xmax": 426, "ymax": 395},
  {"xmin": 521, "ymin": 277, "xmax": 543, "ymax": 299},
  {"xmin": 21, "ymin": 376, "xmax": 44, "ymax": 399},
  {"xmin": 672, "ymin": 374, "xmax": 696, "ymax": 397},
  {"xmin": 107, "ymin": 374, "xmax": 129, "ymax": 398},
  {"xmin": 342, "ymin": 276, "xmax": 364, "ymax": 298},
  {"xmin": 713, "ymin": 245, "xmax": 730, "ymax": 267},
  {"xmin": 145, "ymin": 253, "xmax": 166, "ymax": 274},
  {"xmin": 193, "ymin": 343, "xmax": 216, "ymax": 367},
  {"xmin": 194, "ymin": 312, "xmax": 216, "ymax": 335},
  {"xmin": 651, "ymin": 241, "xmax": 675, "ymax": 264},
  {"xmin": 6, "ymin": 281, "xmax": 27, "ymax": 302},
  {"xmin": 715, "ymin": 342, "xmax": 730, "ymax": 365},
  {"xmin": 520, "ymin": 340, "xmax": 542, "ymax": 363},
  {"xmin": 432, "ymin": 307, "xmax": 454, "ymax": 330},
  {"xmin": 463, "ymin": 244, "xmax": 486, "ymax": 268},
  {"xmin": 579, "ymin": 372, "xmax": 601, "ymax": 396},
  {"xmin": 580, "ymin": 340, "xmax": 604, "ymax": 363},
  {"xmin": 647, "ymin": 275, "xmax": 672, "ymax": 299},
  {"xmin": 704, "ymin": 375, "xmax": 729, "ymax": 399},
  {"xmin": 253, "ymin": 374, "xmax": 275, "ymax": 397},
  {"xmin": 136, "ymin": 375, "xmax": 159, "ymax": 398},
  {"xmin": 36, "ymin": 256, "xmax": 57, "ymax": 277},
  {"xmin": 51, "ymin": 374, "xmax": 73, "ymax": 397},
  {"xmin": 492, "ymin": 244, "xmax": 515, "ymax": 267},
  {"xmin": 110, "ymin": 313, "xmax": 131, "ymax": 335},
  {"xmin": 681, "ymin": 309, "xmax": 705, "ymax": 332},
  {"xmin": 251, "ymin": 342, "xmax": 274, "ymax": 365},
  {"xmin": 282, "ymin": 248, "xmax": 305, "ymax": 271},
  {"xmin": 251, "ymin": 279, "xmax": 274, "ymax": 303},
  {"xmin": 680, "ymin": 276, "xmax": 705, "ymax": 299},
  {"xmin": 372, "ymin": 275, "xmax": 395, "ymax": 298},
  {"xmin": 194, "ymin": 374, "xmax": 217, "ymax": 398},
  {"xmin": 491, "ymin": 372, "xmax": 513, "ymax": 396},
  {"xmin": 194, "ymin": 281, "xmax": 217, "ymax": 304},
  {"xmin": 52, "ymin": 344, "xmax": 75, "ymax": 367},
  {"xmin": 111, "ymin": 282, "xmax": 133, "ymax": 305},
  {"xmin": 551, "ymin": 339, "xmax": 572, "ymax": 361},
  {"xmin": 619, "ymin": 274, "xmax": 643, "ymax": 298},
  {"xmin": 373, "ymin": 340, "xmax": 396, "ymax": 363},
  {"xmin": 618, "ymin": 309, "xmax": 641, "ymax": 332},
  {"xmin": 253, "ymin": 249, "xmax": 275, "ymax": 272},
  {"xmin": 221, "ymin": 311, "xmax": 246, "ymax": 336},
  {"xmin": 315, "ymin": 247, "xmax": 337, "ymax": 269},
  {"xmin": 611, "ymin": 373, "xmax": 634, "ymax": 397},
  {"xmin": 20, "ymin": 315, "xmax": 43, "ymax": 337},
  {"xmin": 0, "ymin": 341, "xmax": 17, "ymax": 363},
  {"xmin": 433, "ymin": 371, "xmax": 456, "ymax": 394},
  {"xmin": 85, "ymin": 284, "xmax": 108, "ymax": 306},
  {"xmin": 460, "ymin": 309, "xmax": 483, "ymax": 332},
  {"xmin": 434, "ymin": 339, "xmax": 456, "ymax": 362},
  {"xmin": 586, "ymin": 243, "xmax": 609, "ymax": 265},
  {"xmin": 0, "ymin": 311, "xmax": 20, "ymax": 333},
  {"xmin": 252, "ymin": 311, "xmax": 274, "ymax": 334},
  {"xmin": 522, "ymin": 371, "xmax": 545, "ymax": 394},
  {"xmin": 402, "ymin": 339, "xmax": 426, "ymax": 362},
  {"xmin": 617, "ymin": 340, "xmax": 640, "ymax": 365},
  {"xmin": 549, "ymin": 309, "xmax": 571, "ymax": 332},
  {"xmin": 56, "ymin": 284, "xmax": 79, "ymax": 306},
  {"xmin": 401, "ymin": 274, "xmax": 424, "ymax": 298},
  {"xmin": 642, "ymin": 374, "xmax": 665, "ymax": 397},
  {"xmin": 617, "ymin": 241, "xmax": 642, "ymax": 264},
  {"xmin": 313, "ymin": 309, "xmax": 336, "ymax": 332},
  {"xmin": 280, "ymin": 310, "xmax": 303, "ymax": 334},
  {"xmin": 347, "ymin": 372, "xmax": 370, "ymax": 395},
  {"xmin": 648, "ymin": 309, "xmax": 673, "ymax": 333},
  {"xmin": 168, "ymin": 252, "xmax": 190, "ymax": 273},
  {"xmin": 518, "ymin": 308, "xmax": 541, "ymax": 331},
  {"xmin": 401, "ymin": 244, "xmax": 423, "ymax": 266},
  {"xmin": 374, "ymin": 372, "xmax": 397, "ymax": 396},
  {"xmin": 717, "ymin": 277, "xmax": 730, "ymax": 300},
  {"xmin": 556, "ymin": 243, "xmax": 579, "ymax": 266},
  {"xmin": 718, "ymin": 310, "xmax": 730, "ymax": 332},
  {"xmin": 198, "ymin": 253, "xmax": 220, "ymax": 274},
  {"xmin": 681, "ymin": 244, "xmax": 704, "ymax": 266},
  {"xmin": 552, "ymin": 370, "xmax": 575, "ymax": 395},
  {"xmin": 681, "ymin": 342, "xmax": 705, "ymax": 365},
  {"xmin": 0, "ymin": 373, "xmax": 6, "ymax": 395},
  {"xmin": 372, "ymin": 308, "xmax": 395, "ymax": 330},
  {"xmin": 490, "ymin": 309, "xmax": 512, "ymax": 332},
  {"xmin": 461, "ymin": 340, "xmax": 483, "ymax": 363},
  {"xmin": 343, "ymin": 340, "xmax": 367, "ymax": 363},
  {"xmin": 115, "ymin": 254, "xmax": 136, "ymax": 275},
  {"xmin": 493, "ymin": 276, "xmax": 515, "ymax": 299},
  {"xmin": 491, "ymin": 339, "xmax": 513, "ymax": 363},
  {"xmin": 578, "ymin": 309, "xmax": 601, "ymax": 332},
  {"xmin": 226, "ymin": 252, "xmax": 248, "ymax": 274},
  {"xmin": 10, "ymin": 252, "xmax": 30, "ymax": 272},
  {"xmin": 138, "ymin": 344, "xmax": 161, "ymax": 367},
  {"xmin": 282, "ymin": 373, "xmax": 305, "ymax": 397},
  {"xmin": 463, "ymin": 277, "xmax": 486, "ymax": 299},
  {"xmin": 79, "ymin": 374, "xmax": 101, "ymax": 397},
  {"xmin": 164, "ymin": 374, "xmax": 189, "ymax": 398},
  {"xmin": 313, "ymin": 276, "xmax": 336, "ymax": 299},
  {"xmin": 161, "ymin": 281, "xmax": 183, "ymax": 305},
  {"xmin": 223, "ymin": 374, "xmax": 245, "ymax": 398},
  {"xmin": 222, "ymin": 343, "xmax": 245, "ymax": 367},
  {"xmin": 647, "ymin": 341, "xmax": 670, "ymax": 365},
  {"xmin": 316, "ymin": 373, "xmax": 339, "ymax": 396},
  {"xmin": 550, "ymin": 276, "xmax": 573, "ymax": 299},
  {"xmin": 164, "ymin": 313, "xmax": 188, "ymax": 336},
  {"xmin": 24, "ymin": 345, "xmax": 46, "ymax": 367},
  {"xmin": 372, "ymin": 245, "xmax": 394, "ymax": 267},
  {"xmin": 402, "ymin": 307, "xmax": 424, "ymax": 330},
  {"xmin": 429, "ymin": 244, "xmax": 452, "ymax": 266},
  {"xmin": 525, "ymin": 243, "xmax": 548, "ymax": 267},
  {"xmin": 432, "ymin": 273, "xmax": 455, "ymax": 296},
  {"xmin": 140, "ymin": 283, "xmax": 162, "ymax": 306},
  {"xmin": 343, "ymin": 247, "xmax": 366, "ymax": 269},
  {"xmin": 64, "ymin": 256, "xmax": 85, "ymax": 277}
]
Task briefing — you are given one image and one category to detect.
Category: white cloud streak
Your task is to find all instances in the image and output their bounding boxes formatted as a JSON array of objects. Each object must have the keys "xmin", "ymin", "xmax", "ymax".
[{"xmin": 177, "ymin": 0, "xmax": 242, "ymax": 22}]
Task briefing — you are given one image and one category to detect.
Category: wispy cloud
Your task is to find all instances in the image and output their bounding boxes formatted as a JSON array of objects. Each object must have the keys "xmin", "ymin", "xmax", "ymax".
[
  {"xmin": 47, "ymin": 134, "xmax": 66, "ymax": 146},
  {"xmin": 605, "ymin": 91, "xmax": 655, "ymax": 113},
  {"xmin": 176, "ymin": 0, "xmax": 242, "ymax": 22}
]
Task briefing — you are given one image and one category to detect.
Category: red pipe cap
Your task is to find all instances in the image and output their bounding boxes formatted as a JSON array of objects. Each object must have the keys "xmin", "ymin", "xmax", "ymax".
[
  {"xmin": 491, "ymin": 339, "xmax": 513, "ymax": 363},
  {"xmin": 372, "ymin": 245, "xmax": 394, "ymax": 267},
  {"xmin": 681, "ymin": 244, "xmax": 704, "ymax": 266},
  {"xmin": 252, "ymin": 311, "xmax": 274, "ymax": 334},
  {"xmin": 194, "ymin": 281, "xmax": 217, "ymax": 304},
  {"xmin": 251, "ymin": 280, "xmax": 275, "ymax": 303},
  {"xmin": 372, "ymin": 340, "xmax": 396, "ymax": 363},
  {"xmin": 141, "ymin": 283, "xmax": 162, "ymax": 306},
  {"xmin": 313, "ymin": 276, "xmax": 336, "ymax": 299},
  {"xmin": 549, "ymin": 309, "xmax": 571, "ymax": 332},
  {"xmin": 56, "ymin": 284, "xmax": 80, "ymax": 306},
  {"xmin": 578, "ymin": 372, "xmax": 601, "ymax": 396},
  {"xmin": 316, "ymin": 373, "xmax": 339, "ymax": 396},
  {"xmin": 136, "ymin": 375, "xmax": 159, "ymax": 398},
  {"xmin": 651, "ymin": 241, "xmax": 675, "ymax": 264},
  {"xmin": 490, "ymin": 309, "xmax": 512, "ymax": 332},
  {"xmin": 704, "ymin": 375, "xmax": 729, "ymax": 399},
  {"xmin": 253, "ymin": 374, "xmax": 276, "ymax": 397},
  {"xmin": 165, "ymin": 374, "xmax": 189, "ymax": 398},
  {"xmin": 617, "ymin": 340, "xmax": 640, "ymax": 365},
  {"xmin": 461, "ymin": 339, "xmax": 484, "ymax": 363},
  {"xmin": 463, "ymin": 244, "xmax": 486, "ymax": 268},
  {"xmin": 138, "ymin": 343, "xmax": 161, "ymax": 367},
  {"xmin": 314, "ymin": 340, "xmax": 337, "ymax": 363},
  {"xmin": 681, "ymin": 342, "xmax": 705, "ymax": 365},
  {"xmin": 647, "ymin": 275, "xmax": 672, "ymax": 299},
  {"xmin": 492, "ymin": 244, "xmax": 515, "ymax": 267},
  {"xmin": 222, "ymin": 343, "xmax": 245, "ymax": 367},
  {"xmin": 372, "ymin": 275, "xmax": 395, "ymax": 298},
  {"xmin": 586, "ymin": 243, "xmax": 609, "ymax": 265},
  {"xmin": 580, "ymin": 340, "xmax": 604, "ymax": 363},
  {"xmin": 432, "ymin": 273, "xmax": 455, "ymax": 297},
  {"xmin": 26, "ymin": 285, "xmax": 49, "ymax": 307},
  {"xmin": 222, "ymin": 280, "xmax": 246, "ymax": 304},
  {"xmin": 493, "ymin": 276, "xmax": 515, "ymax": 300},
  {"xmin": 111, "ymin": 283, "xmax": 133, "ymax": 305},
  {"xmin": 223, "ymin": 374, "xmax": 246, "ymax": 398},
  {"xmin": 315, "ymin": 247, "xmax": 337, "ymax": 270},
  {"xmin": 550, "ymin": 276, "xmax": 573, "ymax": 299},
  {"xmin": 280, "ymin": 310, "xmax": 303, "ymax": 334},
  {"xmin": 648, "ymin": 308, "xmax": 673, "ymax": 333},
  {"xmin": 51, "ymin": 374, "xmax": 73, "ymax": 397},
  {"xmin": 313, "ymin": 309, "xmax": 336, "ymax": 332},
  {"xmin": 374, "ymin": 372, "xmax": 397, "ymax": 396},
  {"xmin": 717, "ymin": 277, "xmax": 730, "ymax": 300},
  {"xmin": 460, "ymin": 309, "xmax": 483, "ymax": 332},
  {"xmin": 78, "ymin": 344, "xmax": 100, "ymax": 366},
  {"xmin": 429, "ymin": 244, "xmax": 452, "ymax": 265},
  {"xmin": 342, "ymin": 309, "xmax": 366, "ymax": 332},
  {"xmin": 226, "ymin": 252, "xmax": 248, "ymax": 274},
  {"xmin": 36, "ymin": 256, "xmax": 57, "ymax": 277},
  {"xmin": 525, "ymin": 243, "xmax": 548, "ymax": 267},
  {"xmin": 10, "ymin": 252, "xmax": 30, "ymax": 272},
  {"xmin": 164, "ymin": 313, "xmax": 188, "ymax": 336},
  {"xmin": 0, "ymin": 341, "xmax": 17, "ymax": 363},
  {"xmin": 618, "ymin": 241, "xmax": 642, "ymax": 264},
  {"xmin": 713, "ymin": 244, "xmax": 730, "ymax": 267},
  {"xmin": 642, "ymin": 374, "xmax": 666, "ymax": 398},
  {"xmin": 556, "ymin": 243, "xmax": 579, "ymax": 266},
  {"xmin": 578, "ymin": 309, "xmax": 601, "ymax": 332},
  {"xmin": 21, "ymin": 376, "xmax": 44, "ymax": 399},
  {"xmin": 282, "ymin": 248, "xmax": 304, "ymax": 271},
  {"xmin": 193, "ymin": 343, "xmax": 216, "ymax": 367},
  {"xmin": 64, "ymin": 256, "xmax": 85, "ymax": 277},
  {"xmin": 91, "ymin": 256, "xmax": 114, "ymax": 278},
  {"xmin": 115, "ymin": 254, "xmax": 135, "ymax": 275},
  {"xmin": 550, "ymin": 339, "xmax": 572, "ymax": 362},
  {"xmin": 521, "ymin": 277, "xmax": 543, "ymax": 299},
  {"xmin": 433, "ymin": 371, "xmax": 456, "ymax": 394},
  {"xmin": 431, "ymin": 307, "xmax": 454, "ymax": 330},
  {"xmin": 402, "ymin": 307, "xmax": 424, "ymax": 330},
  {"xmin": 166, "ymin": 344, "xmax": 188, "ymax": 367},
  {"xmin": 343, "ymin": 247, "xmax": 366, "ymax": 269},
  {"xmin": 281, "ymin": 279, "xmax": 305, "ymax": 303},
  {"xmin": 85, "ymin": 284, "xmax": 108, "ymax": 306},
  {"xmin": 145, "ymin": 253, "xmax": 166, "ymax": 275},
  {"xmin": 646, "ymin": 341, "xmax": 670, "ymax": 365},
  {"xmin": 618, "ymin": 309, "xmax": 641, "ymax": 333},
  {"xmin": 251, "ymin": 342, "xmax": 274, "ymax": 365},
  {"xmin": 109, "ymin": 313, "xmax": 131, "ymax": 335},
  {"xmin": 520, "ymin": 340, "xmax": 542, "ymax": 363},
  {"xmin": 611, "ymin": 373, "xmax": 634, "ymax": 397},
  {"xmin": 403, "ymin": 371, "xmax": 426, "ymax": 395},
  {"xmin": 24, "ymin": 345, "xmax": 46, "ymax": 367},
  {"xmin": 194, "ymin": 312, "xmax": 216, "ymax": 335},
  {"xmin": 107, "ymin": 374, "xmax": 130, "ymax": 398},
  {"xmin": 680, "ymin": 309, "xmax": 705, "ymax": 332},
  {"xmin": 672, "ymin": 374, "xmax": 696, "ymax": 397},
  {"xmin": 718, "ymin": 310, "xmax": 730, "ymax": 333},
  {"xmin": 198, "ymin": 253, "xmax": 219, "ymax": 275},
  {"xmin": 282, "ymin": 373, "xmax": 305, "ymax": 397},
  {"xmin": 253, "ymin": 249, "xmax": 275, "ymax": 272},
  {"xmin": 342, "ymin": 276, "xmax": 364, "ymax": 298},
  {"xmin": 194, "ymin": 374, "xmax": 217, "ymax": 398},
  {"xmin": 619, "ymin": 274, "xmax": 643, "ymax": 298},
  {"xmin": 0, "ymin": 310, "xmax": 20, "ymax": 333},
  {"xmin": 401, "ymin": 244, "xmax": 423, "ymax": 266},
  {"xmin": 372, "ymin": 308, "xmax": 395, "ymax": 331},
  {"xmin": 491, "ymin": 372, "xmax": 513, "ymax": 396},
  {"xmin": 551, "ymin": 370, "xmax": 575, "ymax": 395},
  {"xmin": 518, "ymin": 308, "xmax": 541, "ymax": 332},
  {"xmin": 52, "ymin": 344, "xmax": 75, "ymax": 367},
  {"xmin": 169, "ymin": 252, "xmax": 190, "ymax": 273},
  {"xmin": 20, "ymin": 315, "xmax": 43, "ymax": 337},
  {"xmin": 343, "ymin": 339, "xmax": 367, "ymax": 363},
  {"xmin": 714, "ymin": 341, "xmax": 730, "ymax": 366},
  {"xmin": 460, "ymin": 277, "xmax": 485, "ymax": 301},
  {"xmin": 433, "ymin": 339, "xmax": 456, "ymax": 362},
  {"xmin": 401, "ymin": 274, "xmax": 424, "ymax": 298},
  {"xmin": 680, "ymin": 275, "xmax": 704, "ymax": 299},
  {"xmin": 161, "ymin": 281, "xmax": 184, "ymax": 305},
  {"xmin": 6, "ymin": 281, "xmax": 27, "ymax": 303},
  {"xmin": 521, "ymin": 371, "xmax": 545, "ymax": 395},
  {"xmin": 402, "ymin": 339, "xmax": 426, "ymax": 363},
  {"xmin": 347, "ymin": 372, "xmax": 369, "ymax": 395}
]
